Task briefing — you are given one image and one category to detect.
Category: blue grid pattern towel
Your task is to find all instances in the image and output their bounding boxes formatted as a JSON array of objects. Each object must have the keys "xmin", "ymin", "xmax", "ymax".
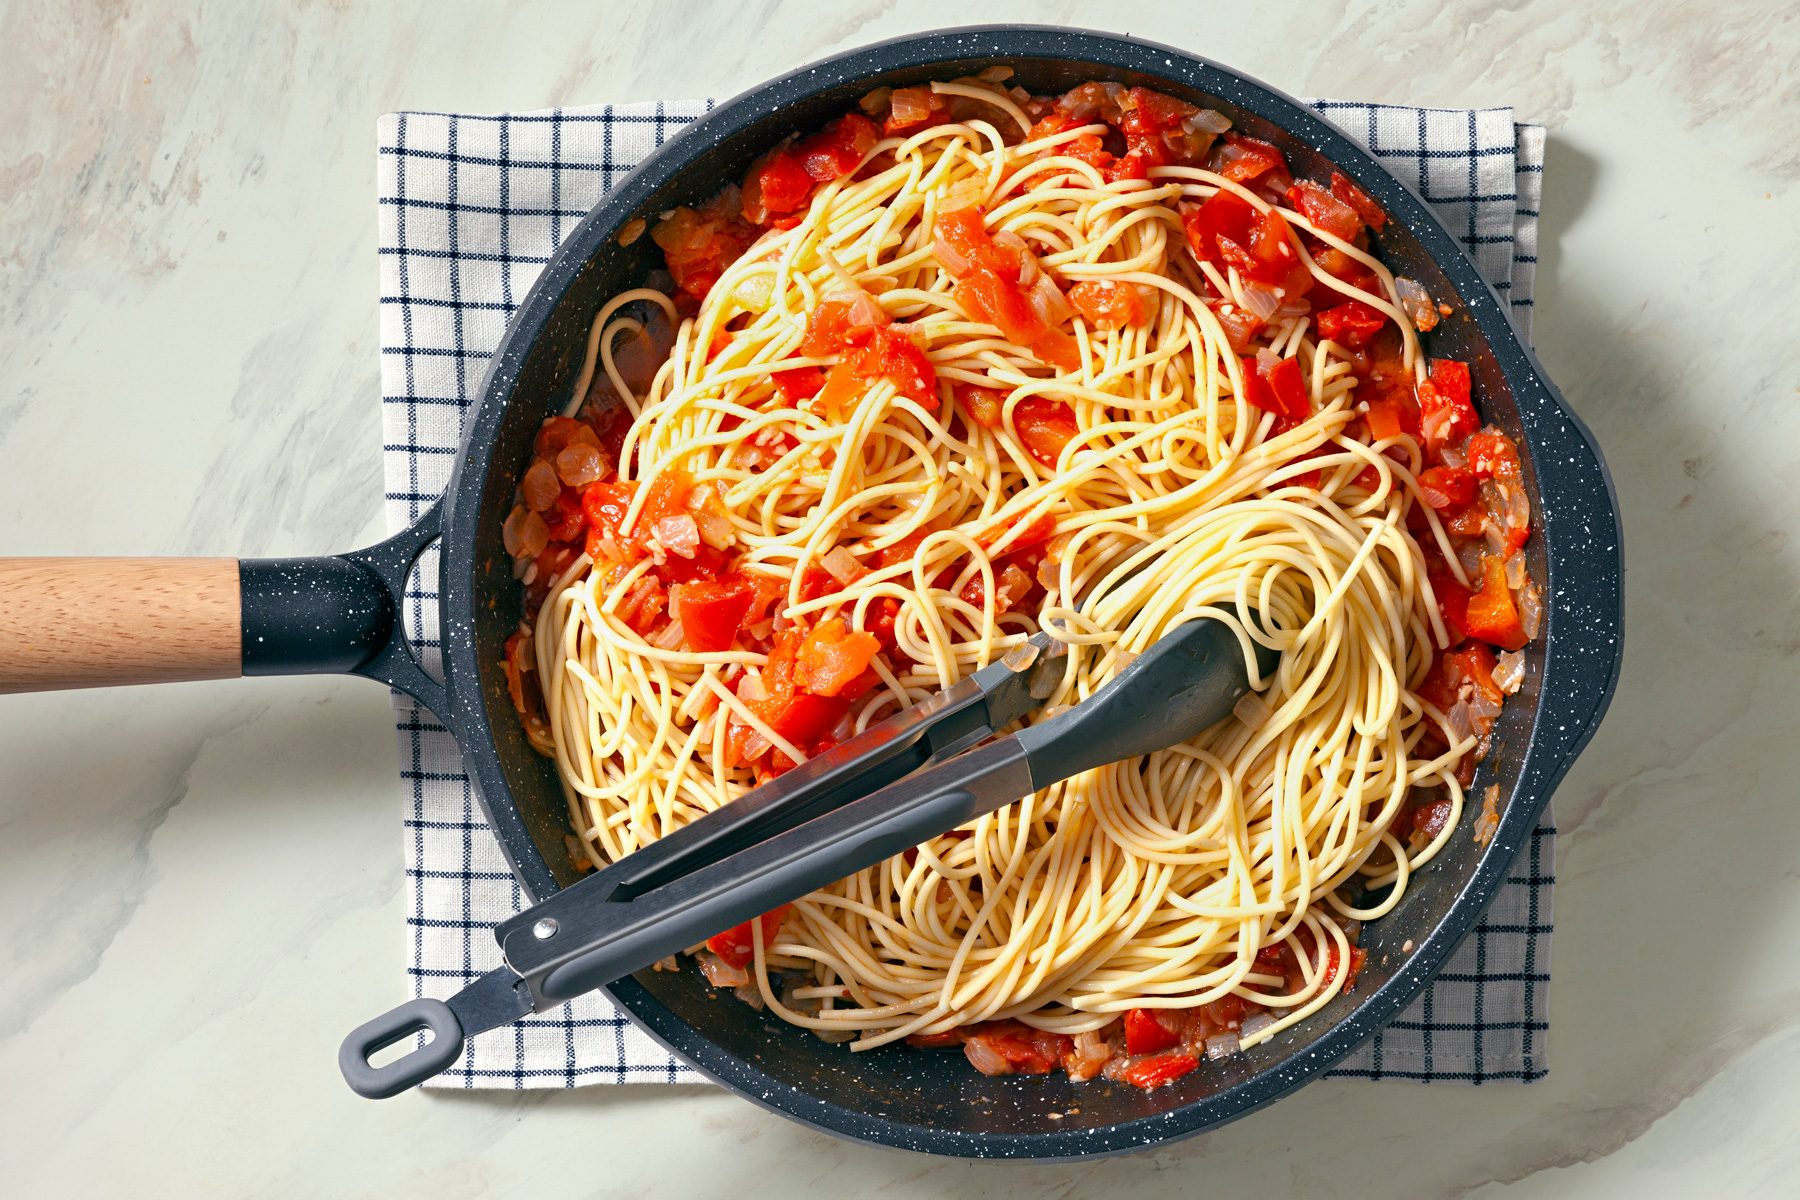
[{"xmin": 377, "ymin": 98, "xmax": 1552, "ymax": 1088}]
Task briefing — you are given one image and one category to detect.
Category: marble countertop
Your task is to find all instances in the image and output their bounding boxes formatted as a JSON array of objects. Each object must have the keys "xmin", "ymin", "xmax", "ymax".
[{"xmin": 2, "ymin": 1, "xmax": 1795, "ymax": 1195}]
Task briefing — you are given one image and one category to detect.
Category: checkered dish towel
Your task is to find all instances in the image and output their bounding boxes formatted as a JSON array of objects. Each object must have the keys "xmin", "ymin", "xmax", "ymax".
[{"xmin": 378, "ymin": 99, "xmax": 1553, "ymax": 1088}]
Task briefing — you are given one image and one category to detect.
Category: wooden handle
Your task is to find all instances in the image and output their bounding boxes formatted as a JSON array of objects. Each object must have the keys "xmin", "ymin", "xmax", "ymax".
[{"xmin": 0, "ymin": 558, "xmax": 243, "ymax": 692}]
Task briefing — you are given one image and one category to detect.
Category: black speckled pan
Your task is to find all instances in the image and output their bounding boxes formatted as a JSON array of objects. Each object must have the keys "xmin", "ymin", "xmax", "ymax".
[{"xmin": 138, "ymin": 25, "xmax": 1637, "ymax": 1158}]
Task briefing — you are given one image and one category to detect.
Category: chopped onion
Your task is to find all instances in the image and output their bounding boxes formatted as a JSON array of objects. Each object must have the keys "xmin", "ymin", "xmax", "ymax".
[
  {"xmin": 1493, "ymin": 649, "xmax": 1526, "ymax": 695},
  {"xmin": 1340, "ymin": 919, "xmax": 1362, "ymax": 943},
  {"xmin": 933, "ymin": 227, "xmax": 974, "ymax": 274},
  {"xmin": 521, "ymin": 461, "xmax": 562, "ymax": 512},
  {"xmin": 1446, "ymin": 701, "xmax": 1475, "ymax": 744},
  {"xmin": 729, "ymin": 271, "xmax": 775, "ymax": 312},
  {"xmin": 978, "ymin": 65, "xmax": 1014, "ymax": 83},
  {"xmin": 1438, "ymin": 444, "xmax": 1467, "ymax": 470},
  {"xmin": 1187, "ymin": 107, "xmax": 1233, "ymax": 136},
  {"xmin": 1502, "ymin": 482, "xmax": 1530, "ymax": 530},
  {"xmin": 858, "ymin": 86, "xmax": 892, "ymax": 117},
  {"xmin": 814, "ymin": 1025, "xmax": 856, "ymax": 1044},
  {"xmin": 1026, "ymin": 273, "xmax": 1075, "ymax": 326},
  {"xmin": 1035, "ymin": 554, "xmax": 1060, "ymax": 591},
  {"xmin": 1234, "ymin": 690, "xmax": 1272, "ymax": 729},
  {"xmin": 744, "ymin": 617, "xmax": 774, "ymax": 642},
  {"xmin": 698, "ymin": 953, "xmax": 749, "ymax": 988},
  {"xmin": 503, "ymin": 505, "xmax": 549, "ymax": 559},
  {"xmin": 556, "ymin": 442, "xmax": 606, "ymax": 487},
  {"xmin": 1470, "ymin": 687, "xmax": 1503, "ymax": 725},
  {"xmin": 996, "ymin": 563, "xmax": 1034, "ymax": 609},
  {"xmin": 1395, "ymin": 277, "xmax": 1439, "ymax": 331},
  {"xmin": 1203, "ymin": 1030, "xmax": 1242, "ymax": 1061},
  {"xmin": 650, "ymin": 619, "xmax": 687, "ymax": 651},
  {"xmin": 1455, "ymin": 538, "xmax": 1486, "ymax": 581},
  {"xmin": 1517, "ymin": 582, "xmax": 1544, "ymax": 640},
  {"xmin": 738, "ymin": 672, "xmax": 769, "ymax": 702},
  {"xmin": 965, "ymin": 1037, "xmax": 1013, "ymax": 1076},
  {"xmin": 1239, "ymin": 1013, "xmax": 1277, "ymax": 1043},
  {"xmin": 845, "ymin": 290, "xmax": 887, "ymax": 330},
  {"xmin": 1505, "ymin": 553, "xmax": 1526, "ymax": 590},
  {"xmin": 1484, "ymin": 522, "xmax": 1508, "ymax": 559},
  {"xmin": 739, "ymin": 729, "xmax": 772, "ymax": 762},
  {"xmin": 1065, "ymin": 1029, "xmax": 1112, "ymax": 1082},
  {"xmin": 821, "ymin": 545, "xmax": 868, "ymax": 584},
  {"xmin": 1239, "ymin": 281, "xmax": 1283, "ymax": 322},
  {"xmin": 694, "ymin": 509, "xmax": 735, "ymax": 550},
  {"xmin": 888, "ymin": 87, "xmax": 933, "ymax": 126},
  {"xmin": 652, "ymin": 514, "xmax": 701, "ymax": 558},
  {"xmin": 733, "ymin": 983, "xmax": 766, "ymax": 1011},
  {"xmin": 651, "ymin": 956, "xmax": 677, "ymax": 972}
]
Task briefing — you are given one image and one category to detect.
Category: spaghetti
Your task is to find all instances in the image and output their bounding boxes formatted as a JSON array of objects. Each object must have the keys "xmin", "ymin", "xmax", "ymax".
[{"xmin": 498, "ymin": 76, "xmax": 1541, "ymax": 1089}]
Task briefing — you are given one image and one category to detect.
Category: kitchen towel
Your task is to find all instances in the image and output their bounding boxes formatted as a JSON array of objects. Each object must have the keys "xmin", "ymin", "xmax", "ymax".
[{"xmin": 377, "ymin": 97, "xmax": 1552, "ymax": 1088}]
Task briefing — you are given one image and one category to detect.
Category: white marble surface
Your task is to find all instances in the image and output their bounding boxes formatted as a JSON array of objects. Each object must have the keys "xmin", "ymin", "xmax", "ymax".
[{"xmin": 1, "ymin": 1, "xmax": 1795, "ymax": 1195}]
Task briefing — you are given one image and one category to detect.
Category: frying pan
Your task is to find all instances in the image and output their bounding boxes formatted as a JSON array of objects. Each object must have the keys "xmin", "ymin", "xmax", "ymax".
[{"xmin": 0, "ymin": 26, "xmax": 1623, "ymax": 1159}]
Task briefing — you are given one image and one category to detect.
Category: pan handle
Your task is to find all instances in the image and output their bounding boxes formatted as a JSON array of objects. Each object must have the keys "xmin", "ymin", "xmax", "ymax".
[{"xmin": 0, "ymin": 502, "xmax": 449, "ymax": 716}]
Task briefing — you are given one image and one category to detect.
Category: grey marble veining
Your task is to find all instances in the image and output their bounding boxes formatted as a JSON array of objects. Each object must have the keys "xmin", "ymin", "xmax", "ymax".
[{"xmin": 1, "ymin": 1, "xmax": 1796, "ymax": 1196}]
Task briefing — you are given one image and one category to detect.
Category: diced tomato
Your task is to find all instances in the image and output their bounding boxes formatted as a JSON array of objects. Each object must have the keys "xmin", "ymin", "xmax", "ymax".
[
  {"xmin": 954, "ymin": 381, "xmax": 1006, "ymax": 429},
  {"xmin": 794, "ymin": 113, "xmax": 879, "ymax": 182},
  {"xmin": 1417, "ymin": 361, "xmax": 1479, "ymax": 454},
  {"xmin": 1465, "ymin": 555, "xmax": 1528, "ymax": 650},
  {"xmin": 1412, "ymin": 795, "xmax": 1457, "ymax": 842},
  {"xmin": 962, "ymin": 1020, "xmax": 1073, "ymax": 1076},
  {"xmin": 1068, "ymin": 279, "xmax": 1144, "ymax": 330},
  {"xmin": 934, "ymin": 206, "xmax": 1025, "ymax": 282},
  {"xmin": 802, "ymin": 297, "xmax": 886, "ymax": 355},
  {"xmin": 976, "ymin": 510, "xmax": 1057, "ymax": 552},
  {"xmin": 1124, "ymin": 1008, "xmax": 1181, "ymax": 1056},
  {"xmin": 1206, "ymin": 993, "xmax": 1246, "ymax": 1029},
  {"xmin": 953, "ymin": 267, "xmax": 1079, "ymax": 370},
  {"xmin": 1316, "ymin": 300, "xmax": 1386, "ymax": 348},
  {"xmin": 635, "ymin": 468, "xmax": 693, "ymax": 539},
  {"xmin": 1322, "ymin": 942, "xmax": 1369, "ymax": 992},
  {"xmin": 1329, "ymin": 171, "xmax": 1387, "ymax": 231},
  {"xmin": 1240, "ymin": 354, "xmax": 1309, "ymax": 424},
  {"xmin": 814, "ymin": 325, "xmax": 939, "ymax": 414},
  {"xmin": 1418, "ymin": 465, "xmax": 1477, "ymax": 510},
  {"xmin": 1316, "ymin": 246, "xmax": 1382, "ymax": 295},
  {"xmin": 1121, "ymin": 1052, "xmax": 1199, "ymax": 1090},
  {"xmin": 1012, "ymin": 396, "xmax": 1080, "ymax": 467},
  {"xmin": 1216, "ymin": 134, "xmax": 1287, "ymax": 183},
  {"xmin": 1287, "ymin": 180, "xmax": 1363, "ymax": 242},
  {"xmin": 581, "ymin": 479, "xmax": 638, "ymax": 540},
  {"xmin": 1212, "ymin": 302, "xmax": 1264, "ymax": 352},
  {"xmin": 771, "ymin": 366, "xmax": 826, "ymax": 405},
  {"xmin": 1181, "ymin": 189, "xmax": 1257, "ymax": 269},
  {"xmin": 1246, "ymin": 207, "xmax": 1303, "ymax": 287},
  {"xmin": 794, "ymin": 618, "xmax": 881, "ymax": 697},
  {"xmin": 543, "ymin": 488, "xmax": 585, "ymax": 543},
  {"xmin": 1428, "ymin": 562, "xmax": 1474, "ymax": 644},
  {"xmin": 705, "ymin": 903, "xmax": 792, "ymax": 969},
  {"xmin": 740, "ymin": 146, "xmax": 814, "ymax": 226},
  {"xmin": 1364, "ymin": 393, "xmax": 1418, "ymax": 443},
  {"xmin": 671, "ymin": 578, "xmax": 753, "ymax": 653},
  {"xmin": 651, "ymin": 192, "xmax": 757, "ymax": 300},
  {"xmin": 868, "ymin": 327, "xmax": 939, "ymax": 409},
  {"xmin": 1025, "ymin": 112, "xmax": 1080, "ymax": 143},
  {"xmin": 1467, "ymin": 428, "xmax": 1524, "ymax": 484}
]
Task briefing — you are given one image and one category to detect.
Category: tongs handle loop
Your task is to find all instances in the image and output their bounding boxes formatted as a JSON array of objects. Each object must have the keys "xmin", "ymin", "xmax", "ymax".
[{"xmin": 339, "ymin": 998, "xmax": 465, "ymax": 1099}]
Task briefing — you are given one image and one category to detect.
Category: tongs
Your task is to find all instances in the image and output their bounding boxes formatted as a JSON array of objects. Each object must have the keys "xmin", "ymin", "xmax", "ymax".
[{"xmin": 340, "ymin": 616, "xmax": 1275, "ymax": 1097}]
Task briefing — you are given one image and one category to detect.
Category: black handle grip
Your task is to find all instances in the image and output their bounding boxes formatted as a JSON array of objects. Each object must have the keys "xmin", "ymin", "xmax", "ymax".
[
  {"xmin": 238, "ymin": 500, "xmax": 449, "ymax": 716},
  {"xmin": 338, "ymin": 997, "xmax": 466, "ymax": 1099}
]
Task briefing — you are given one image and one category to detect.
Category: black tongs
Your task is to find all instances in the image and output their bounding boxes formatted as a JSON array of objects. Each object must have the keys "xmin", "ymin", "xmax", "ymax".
[{"xmin": 341, "ymin": 617, "xmax": 1274, "ymax": 1098}]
